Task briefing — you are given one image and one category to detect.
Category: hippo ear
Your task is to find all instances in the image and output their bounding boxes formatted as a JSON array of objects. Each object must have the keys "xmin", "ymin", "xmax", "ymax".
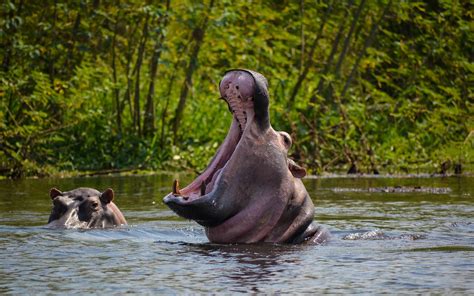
[
  {"xmin": 100, "ymin": 188, "xmax": 114, "ymax": 204},
  {"xmin": 50, "ymin": 188, "xmax": 62, "ymax": 199},
  {"xmin": 288, "ymin": 159, "xmax": 307, "ymax": 178}
]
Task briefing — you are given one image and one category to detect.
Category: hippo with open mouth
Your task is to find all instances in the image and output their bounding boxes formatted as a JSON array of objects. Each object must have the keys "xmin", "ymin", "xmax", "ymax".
[
  {"xmin": 164, "ymin": 69, "xmax": 329, "ymax": 244},
  {"xmin": 47, "ymin": 187, "xmax": 127, "ymax": 229}
]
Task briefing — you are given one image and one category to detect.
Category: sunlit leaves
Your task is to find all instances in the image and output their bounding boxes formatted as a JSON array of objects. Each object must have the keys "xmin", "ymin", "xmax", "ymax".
[{"xmin": 0, "ymin": 0, "xmax": 472, "ymax": 177}]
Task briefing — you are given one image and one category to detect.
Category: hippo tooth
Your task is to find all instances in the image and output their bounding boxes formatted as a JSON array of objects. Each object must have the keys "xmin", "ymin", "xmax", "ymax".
[
  {"xmin": 200, "ymin": 181, "xmax": 206, "ymax": 196},
  {"xmin": 173, "ymin": 179, "xmax": 182, "ymax": 195}
]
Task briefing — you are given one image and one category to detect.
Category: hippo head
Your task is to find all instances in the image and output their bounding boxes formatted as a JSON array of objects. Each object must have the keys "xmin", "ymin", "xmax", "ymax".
[
  {"xmin": 164, "ymin": 69, "xmax": 327, "ymax": 244},
  {"xmin": 47, "ymin": 187, "xmax": 127, "ymax": 229}
]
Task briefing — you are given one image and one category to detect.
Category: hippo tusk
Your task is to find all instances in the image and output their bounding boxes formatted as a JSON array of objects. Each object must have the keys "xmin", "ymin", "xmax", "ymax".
[{"xmin": 173, "ymin": 179, "xmax": 182, "ymax": 196}]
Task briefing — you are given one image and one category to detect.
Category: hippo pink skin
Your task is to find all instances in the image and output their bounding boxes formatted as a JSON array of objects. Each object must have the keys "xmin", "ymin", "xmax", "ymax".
[
  {"xmin": 47, "ymin": 187, "xmax": 127, "ymax": 229},
  {"xmin": 164, "ymin": 69, "xmax": 329, "ymax": 244}
]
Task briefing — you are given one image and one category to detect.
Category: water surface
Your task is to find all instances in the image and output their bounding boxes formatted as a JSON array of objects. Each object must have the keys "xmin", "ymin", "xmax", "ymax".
[{"xmin": 1, "ymin": 174, "xmax": 473, "ymax": 294}]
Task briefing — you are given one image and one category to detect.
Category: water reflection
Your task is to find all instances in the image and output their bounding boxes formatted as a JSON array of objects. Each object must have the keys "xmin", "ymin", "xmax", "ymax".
[{"xmin": 182, "ymin": 243, "xmax": 311, "ymax": 292}]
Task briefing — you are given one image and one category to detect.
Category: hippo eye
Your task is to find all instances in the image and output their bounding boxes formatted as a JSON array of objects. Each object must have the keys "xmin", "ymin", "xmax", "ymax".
[
  {"xmin": 282, "ymin": 134, "xmax": 292, "ymax": 148},
  {"xmin": 91, "ymin": 201, "xmax": 99, "ymax": 209},
  {"xmin": 74, "ymin": 197, "xmax": 84, "ymax": 202}
]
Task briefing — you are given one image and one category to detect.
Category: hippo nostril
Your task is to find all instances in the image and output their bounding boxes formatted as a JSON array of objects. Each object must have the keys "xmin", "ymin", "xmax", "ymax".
[{"xmin": 236, "ymin": 85, "xmax": 239, "ymax": 89}]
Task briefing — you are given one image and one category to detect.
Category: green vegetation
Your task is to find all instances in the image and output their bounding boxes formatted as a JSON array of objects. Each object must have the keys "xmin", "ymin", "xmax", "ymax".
[{"xmin": 1, "ymin": 0, "xmax": 473, "ymax": 178}]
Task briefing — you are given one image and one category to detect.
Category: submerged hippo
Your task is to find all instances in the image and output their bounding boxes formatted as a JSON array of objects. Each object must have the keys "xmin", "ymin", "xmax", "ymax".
[
  {"xmin": 164, "ymin": 69, "xmax": 329, "ymax": 244},
  {"xmin": 47, "ymin": 187, "xmax": 127, "ymax": 229}
]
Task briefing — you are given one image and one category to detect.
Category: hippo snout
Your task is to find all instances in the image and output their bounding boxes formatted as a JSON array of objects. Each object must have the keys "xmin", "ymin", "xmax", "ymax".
[{"xmin": 46, "ymin": 187, "xmax": 127, "ymax": 229}]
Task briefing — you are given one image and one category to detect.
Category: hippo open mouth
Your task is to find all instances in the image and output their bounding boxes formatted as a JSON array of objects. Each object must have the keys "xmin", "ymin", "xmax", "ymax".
[
  {"xmin": 164, "ymin": 69, "xmax": 327, "ymax": 244},
  {"xmin": 171, "ymin": 79, "xmax": 255, "ymax": 201},
  {"xmin": 164, "ymin": 70, "xmax": 268, "ymax": 224}
]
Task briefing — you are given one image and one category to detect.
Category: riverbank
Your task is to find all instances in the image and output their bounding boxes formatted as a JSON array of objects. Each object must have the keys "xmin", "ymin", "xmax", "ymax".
[{"xmin": 3, "ymin": 164, "xmax": 472, "ymax": 181}]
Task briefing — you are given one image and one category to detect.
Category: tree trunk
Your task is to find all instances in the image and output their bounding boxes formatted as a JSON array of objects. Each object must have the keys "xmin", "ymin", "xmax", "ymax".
[
  {"xmin": 160, "ymin": 73, "xmax": 177, "ymax": 148},
  {"xmin": 143, "ymin": 0, "xmax": 171, "ymax": 137},
  {"xmin": 121, "ymin": 23, "xmax": 139, "ymax": 127},
  {"xmin": 133, "ymin": 13, "xmax": 150, "ymax": 136},
  {"xmin": 313, "ymin": 0, "xmax": 354, "ymax": 105},
  {"xmin": 64, "ymin": 9, "xmax": 81, "ymax": 70},
  {"xmin": 172, "ymin": 0, "xmax": 215, "ymax": 143},
  {"xmin": 142, "ymin": 45, "xmax": 159, "ymax": 137},
  {"xmin": 288, "ymin": 0, "xmax": 333, "ymax": 106},
  {"xmin": 48, "ymin": 1, "xmax": 58, "ymax": 84},
  {"xmin": 111, "ymin": 19, "xmax": 122, "ymax": 134},
  {"xmin": 340, "ymin": 0, "xmax": 392, "ymax": 101},
  {"xmin": 334, "ymin": 0, "xmax": 367, "ymax": 78},
  {"xmin": 299, "ymin": 0, "xmax": 305, "ymax": 74}
]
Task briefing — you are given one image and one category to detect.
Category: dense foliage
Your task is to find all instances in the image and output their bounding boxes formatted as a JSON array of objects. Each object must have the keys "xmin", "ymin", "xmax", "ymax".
[{"xmin": 1, "ymin": 0, "xmax": 473, "ymax": 178}]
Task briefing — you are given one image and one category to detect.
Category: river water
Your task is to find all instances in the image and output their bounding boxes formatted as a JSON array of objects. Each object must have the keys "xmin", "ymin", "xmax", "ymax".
[{"xmin": 1, "ymin": 174, "xmax": 473, "ymax": 294}]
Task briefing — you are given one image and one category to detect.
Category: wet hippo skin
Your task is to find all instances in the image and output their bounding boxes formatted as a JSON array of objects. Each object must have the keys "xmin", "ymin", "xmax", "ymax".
[
  {"xmin": 47, "ymin": 187, "xmax": 127, "ymax": 229},
  {"xmin": 164, "ymin": 69, "xmax": 329, "ymax": 244}
]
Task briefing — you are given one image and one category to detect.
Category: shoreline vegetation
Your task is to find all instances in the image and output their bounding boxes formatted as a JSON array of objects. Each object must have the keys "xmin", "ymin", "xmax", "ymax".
[
  {"xmin": 2, "ymin": 165, "xmax": 472, "ymax": 181},
  {"xmin": 1, "ymin": 1, "xmax": 473, "ymax": 179}
]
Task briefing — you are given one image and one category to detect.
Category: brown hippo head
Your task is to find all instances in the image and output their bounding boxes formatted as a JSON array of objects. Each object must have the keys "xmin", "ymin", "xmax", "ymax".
[
  {"xmin": 164, "ymin": 69, "xmax": 328, "ymax": 244},
  {"xmin": 47, "ymin": 187, "xmax": 127, "ymax": 229}
]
